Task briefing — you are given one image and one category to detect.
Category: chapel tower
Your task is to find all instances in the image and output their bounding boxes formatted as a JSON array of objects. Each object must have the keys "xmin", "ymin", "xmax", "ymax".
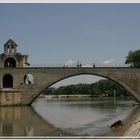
[{"xmin": 0, "ymin": 39, "xmax": 30, "ymax": 68}]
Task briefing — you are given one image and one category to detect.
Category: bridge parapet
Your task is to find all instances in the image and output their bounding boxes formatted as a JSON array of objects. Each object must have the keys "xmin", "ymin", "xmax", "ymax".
[{"xmin": 30, "ymin": 63, "xmax": 129, "ymax": 68}]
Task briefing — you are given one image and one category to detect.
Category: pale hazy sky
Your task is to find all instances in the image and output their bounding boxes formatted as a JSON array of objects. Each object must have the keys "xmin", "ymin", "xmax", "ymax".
[{"xmin": 0, "ymin": 3, "xmax": 140, "ymax": 86}]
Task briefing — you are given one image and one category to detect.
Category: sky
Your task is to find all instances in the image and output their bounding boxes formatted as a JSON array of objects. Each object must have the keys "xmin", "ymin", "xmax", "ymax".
[{"xmin": 0, "ymin": 3, "xmax": 140, "ymax": 86}]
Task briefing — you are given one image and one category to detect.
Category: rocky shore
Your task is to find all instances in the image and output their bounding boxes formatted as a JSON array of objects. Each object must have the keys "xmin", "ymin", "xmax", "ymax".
[
  {"xmin": 112, "ymin": 106, "xmax": 140, "ymax": 137},
  {"xmin": 123, "ymin": 107, "xmax": 140, "ymax": 137}
]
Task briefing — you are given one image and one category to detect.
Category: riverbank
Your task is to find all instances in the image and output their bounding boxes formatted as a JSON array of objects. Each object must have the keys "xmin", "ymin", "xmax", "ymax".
[
  {"xmin": 42, "ymin": 94, "xmax": 99, "ymax": 102},
  {"xmin": 104, "ymin": 106, "xmax": 140, "ymax": 137},
  {"xmin": 122, "ymin": 107, "xmax": 140, "ymax": 137},
  {"xmin": 42, "ymin": 95, "xmax": 134, "ymax": 102},
  {"xmin": 45, "ymin": 94, "xmax": 92, "ymax": 99}
]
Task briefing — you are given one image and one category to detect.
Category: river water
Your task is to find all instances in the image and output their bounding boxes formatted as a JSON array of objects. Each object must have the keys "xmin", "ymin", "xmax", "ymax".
[
  {"xmin": 32, "ymin": 97, "xmax": 137, "ymax": 136},
  {"xmin": 0, "ymin": 97, "xmax": 138, "ymax": 136}
]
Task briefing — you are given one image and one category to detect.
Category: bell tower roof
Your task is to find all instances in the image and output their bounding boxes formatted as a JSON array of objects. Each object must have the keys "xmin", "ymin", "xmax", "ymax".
[
  {"xmin": 4, "ymin": 39, "xmax": 18, "ymax": 54},
  {"xmin": 4, "ymin": 39, "xmax": 17, "ymax": 47}
]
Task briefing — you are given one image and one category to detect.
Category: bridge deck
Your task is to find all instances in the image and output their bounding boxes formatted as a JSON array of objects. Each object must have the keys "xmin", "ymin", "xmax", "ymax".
[{"xmin": 0, "ymin": 66, "xmax": 135, "ymax": 70}]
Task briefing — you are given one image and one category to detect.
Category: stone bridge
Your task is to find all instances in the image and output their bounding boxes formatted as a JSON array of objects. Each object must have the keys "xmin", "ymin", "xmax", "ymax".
[
  {"xmin": 0, "ymin": 67, "xmax": 140, "ymax": 106},
  {"xmin": 0, "ymin": 39, "xmax": 138, "ymax": 106}
]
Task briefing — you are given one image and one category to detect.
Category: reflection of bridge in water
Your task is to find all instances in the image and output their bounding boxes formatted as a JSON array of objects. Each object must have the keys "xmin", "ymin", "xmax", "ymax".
[
  {"xmin": 0, "ymin": 107, "xmax": 69, "ymax": 136},
  {"xmin": 0, "ymin": 102, "xmax": 139, "ymax": 136},
  {"xmin": 0, "ymin": 39, "xmax": 140, "ymax": 106}
]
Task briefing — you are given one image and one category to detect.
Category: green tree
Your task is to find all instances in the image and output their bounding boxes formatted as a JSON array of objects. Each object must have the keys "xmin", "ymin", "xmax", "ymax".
[
  {"xmin": 125, "ymin": 50, "xmax": 140, "ymax": 68},
  {"xmin": 43, "ymin": 79, "xmax": 132, "ymax": 98}
]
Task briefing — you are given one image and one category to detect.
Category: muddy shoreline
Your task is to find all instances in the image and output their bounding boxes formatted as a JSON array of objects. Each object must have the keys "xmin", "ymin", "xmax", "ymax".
[{"xmin": 102, "ymin": 105, "xmax": 140, "ymax": 137}]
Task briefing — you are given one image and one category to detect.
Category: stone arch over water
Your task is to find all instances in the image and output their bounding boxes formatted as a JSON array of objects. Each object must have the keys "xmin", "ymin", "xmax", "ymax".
[
  {"xmin": 8, "ymin": 67, "xmax": 139, "ymax": 105},
  {"xmin": 30, "ymin": 73, "xmax": 136, "ymax": 104}
]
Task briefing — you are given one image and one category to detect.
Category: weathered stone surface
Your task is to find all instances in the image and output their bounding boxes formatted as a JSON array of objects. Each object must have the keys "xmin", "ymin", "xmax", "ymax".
[
  {"xmin": 0, "ymin": 89, "xmax": 21, "ymax": 106},
  {"xmin": 0, "ymin": 67, "xmax": 140, "ymax": 106}
]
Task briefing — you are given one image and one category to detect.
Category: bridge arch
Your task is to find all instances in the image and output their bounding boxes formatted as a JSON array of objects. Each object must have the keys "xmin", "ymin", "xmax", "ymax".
[
  {"xmin": 30, "ymin": 72, "xmax": 136, "ymax": 104},
  {"xmin": 49, "ymin": 73, "xmax": 132, "ymax": 94},
  {"xmin": 0, "ymin": 67, "xmax": 140, "ymax": 106},
  {"xmin": 46, "ymin": 73, "xmax": 108, "ymax": 88}
]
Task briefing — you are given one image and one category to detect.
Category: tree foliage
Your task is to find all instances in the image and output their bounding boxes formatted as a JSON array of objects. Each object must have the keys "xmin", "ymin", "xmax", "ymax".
[
  {"xmin": 43, "ymin": 79, "xmax": 132, "ymax": 97},
  {"xmin": 125, "ymin": 50, "xmax": 140, "ymax": 68}
]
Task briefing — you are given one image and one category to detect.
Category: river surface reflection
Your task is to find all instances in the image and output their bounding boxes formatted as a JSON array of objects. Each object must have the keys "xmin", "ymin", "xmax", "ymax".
[
  {"xmin": 0, "ymin": 106, "xmax": 69, "ymax": 136},
  {"xmin": 0, "ymin": 98, "xmax": 139, "ymax": 136},
  {"xmin": 32, "ymin": 98, "xmax": 138, "ymax": 136}
]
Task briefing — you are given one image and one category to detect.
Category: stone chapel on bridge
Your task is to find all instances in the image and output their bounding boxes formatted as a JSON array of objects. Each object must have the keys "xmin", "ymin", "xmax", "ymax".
[
  {"xmin": 0, "ymin": 39, "xmax": 32, "ymax": 105},
  {"xmin": 0, "ymin": 39, "xmax": 30, "ymax": 68}
]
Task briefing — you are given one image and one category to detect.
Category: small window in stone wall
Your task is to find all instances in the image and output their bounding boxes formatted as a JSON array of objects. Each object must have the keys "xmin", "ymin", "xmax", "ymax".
[{"xmin": 24, "ymin": 74, "xmax": 34, "ymax": 85}]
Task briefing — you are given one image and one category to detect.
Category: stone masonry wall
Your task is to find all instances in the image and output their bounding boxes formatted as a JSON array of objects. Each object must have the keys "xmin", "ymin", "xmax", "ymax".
[{"xmin": 0, "ymin": 67, "xmax": 140, "ymax": 106}]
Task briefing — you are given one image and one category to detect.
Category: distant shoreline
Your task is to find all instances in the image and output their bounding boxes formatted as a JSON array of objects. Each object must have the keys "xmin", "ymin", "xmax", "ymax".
[{"xmin": 39, "ymin": 94, "xmax": 134, "ymax": 100}]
